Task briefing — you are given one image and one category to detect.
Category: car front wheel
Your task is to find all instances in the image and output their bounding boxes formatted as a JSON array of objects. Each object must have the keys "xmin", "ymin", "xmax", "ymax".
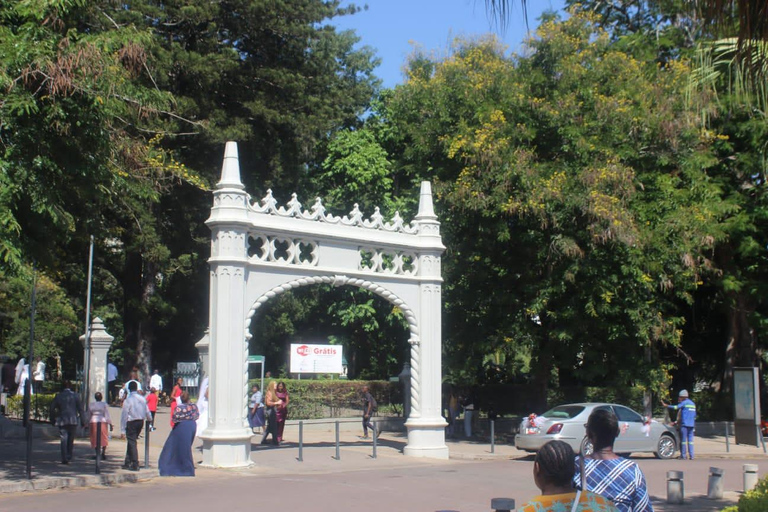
[{"xmin": 655, "ymin": 434, "xmax": 676, "ymax": 459}]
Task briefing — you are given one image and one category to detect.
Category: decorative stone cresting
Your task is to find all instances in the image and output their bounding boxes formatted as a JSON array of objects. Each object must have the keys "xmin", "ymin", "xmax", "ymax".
[
  {"xmin": 359, "ymin": 247, "xmax": 418, "ymax": 275},
  {"xmin": 247, "ymin": 234, "xmax": 318, "ymax": 266},
  {"xmin": 243, "ymin": 275, "xmax": 422, "ymax": 418},
  {"xmin": 249, "ymin": 190, "xmax": 418, "ymax": 234}
]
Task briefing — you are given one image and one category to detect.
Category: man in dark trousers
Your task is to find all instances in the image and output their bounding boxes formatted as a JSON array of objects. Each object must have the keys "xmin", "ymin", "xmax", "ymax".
[
  {"xmin": 361, "ymin": 385, "xmax": 378, "ymax": 439},
  {"xmin": 49, "ymin": 381, "xmax": 85, "ymax": 464},
  {"xmin": 120, "ymin": 380, "xmax": 152, "ymax": 471}
]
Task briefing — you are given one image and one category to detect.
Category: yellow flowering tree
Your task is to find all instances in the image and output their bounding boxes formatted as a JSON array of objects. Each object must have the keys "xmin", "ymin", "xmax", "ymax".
[{"xmin": 386, "ymin": 10, "xmax": 729, "ymax": 407}]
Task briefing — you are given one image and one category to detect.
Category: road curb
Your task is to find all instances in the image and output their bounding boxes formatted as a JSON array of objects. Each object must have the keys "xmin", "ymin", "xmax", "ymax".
[
  {"xmin": 449, "ymin": 452, "xmax": 513, "ymax": 461},
  {"xmin": 0, "ymin": 469, "xmax": 159, "ymax": 494}
]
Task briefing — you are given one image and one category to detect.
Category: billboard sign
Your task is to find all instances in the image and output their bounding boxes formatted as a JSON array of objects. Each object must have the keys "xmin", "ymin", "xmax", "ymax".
[
  {"xmin": 734, "ymin": 367, "xmax": 760, "ymax": 424},
  {"xmin": 290, "ymin": 344, "xmax": 343, "ymax": 374}
]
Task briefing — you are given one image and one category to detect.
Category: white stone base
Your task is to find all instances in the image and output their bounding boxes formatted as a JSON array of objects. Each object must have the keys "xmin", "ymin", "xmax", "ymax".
[
  {"xmin": 199, "ymin": 429, "xmax": 253, "ymax": 467},
  {"xmin": 403, "ymin": 417, "xmax": 449, "ymax": 459}
]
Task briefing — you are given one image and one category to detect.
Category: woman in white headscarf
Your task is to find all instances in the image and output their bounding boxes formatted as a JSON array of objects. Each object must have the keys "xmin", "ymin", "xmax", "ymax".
[
  {"xmin": 14, "ymin": 358, "xmax": 25, "ymax": 386},
  {"xmin": 195, "ymin": 376, "xmax": 209, "ymax": 437},
  {"xmin": 16, "ymin": 362, "xmax": 32, "ymax": 396}
]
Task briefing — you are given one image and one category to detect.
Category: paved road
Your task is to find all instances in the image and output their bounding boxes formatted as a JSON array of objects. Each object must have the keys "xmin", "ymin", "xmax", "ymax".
[
  {"xmin": 2, "ymin": 408, "xmax": 766, "ymax": 511},
  {"xmin": 0, "ymin": 452, "xmax": 762, "ymax": 512}
]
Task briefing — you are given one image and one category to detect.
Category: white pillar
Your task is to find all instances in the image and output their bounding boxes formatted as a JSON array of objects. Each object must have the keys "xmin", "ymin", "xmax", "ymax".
[
  {"xmin": 404, "ymin": 181, "xmax": 448, "ymax": 459},
  {"xmin": 195, "ymin": 329, "xmax": 210, "ymax": 378},
  {"xmin": 79, "ymin": 318, "xmax": 114, "ymax": 405},
  {"xmin": 201, "ymin": 142, "xmax": 252, "ymax": 467}
]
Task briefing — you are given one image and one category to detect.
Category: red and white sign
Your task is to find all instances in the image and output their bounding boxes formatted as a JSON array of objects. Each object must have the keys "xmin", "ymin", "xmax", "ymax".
[{"xmin": 290, "ymin": 344, "xmax": 343, "ymax": 374}]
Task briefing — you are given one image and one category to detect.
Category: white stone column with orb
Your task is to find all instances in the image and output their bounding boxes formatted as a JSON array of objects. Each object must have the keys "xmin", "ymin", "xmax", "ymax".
[
  {"xmin": 195, "ymin": 329, "xmax": 210, "ymax": 378},
  {"xmin": 79, "ymin": 318, "xmax": 114, "ymax": 406}
]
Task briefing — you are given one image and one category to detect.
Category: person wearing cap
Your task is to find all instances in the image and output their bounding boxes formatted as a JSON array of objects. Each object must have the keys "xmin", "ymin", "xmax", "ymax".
[{"xmin": 662, "ymin": 390, "xmax": 696, "ymax": 460}]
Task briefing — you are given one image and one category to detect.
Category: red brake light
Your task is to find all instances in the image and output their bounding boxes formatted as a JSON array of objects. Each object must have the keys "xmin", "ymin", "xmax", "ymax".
[{"xmin": 547, "ymin": 423, "xmax": 564, "ymax": 435}]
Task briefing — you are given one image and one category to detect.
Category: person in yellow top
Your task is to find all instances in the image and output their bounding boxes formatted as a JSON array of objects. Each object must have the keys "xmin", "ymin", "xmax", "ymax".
[{"xmin": 519, "ymin": 440, "xmax": 619, "ymax": 512}]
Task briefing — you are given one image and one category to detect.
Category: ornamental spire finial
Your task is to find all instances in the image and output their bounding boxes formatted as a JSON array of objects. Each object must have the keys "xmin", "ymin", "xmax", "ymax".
[
  {"xmin": 415, "ymin": 181, "xmax": 437, "ymax": 221},
  {"xmin": 217, "ymin": 141, "xmax": 244, "ymax": 189}
]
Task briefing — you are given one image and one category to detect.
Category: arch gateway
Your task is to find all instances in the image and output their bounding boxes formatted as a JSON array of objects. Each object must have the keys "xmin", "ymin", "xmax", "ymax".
[{"xmin": 201, "ymin": 142, "xmax": 448, "ymax": 467}]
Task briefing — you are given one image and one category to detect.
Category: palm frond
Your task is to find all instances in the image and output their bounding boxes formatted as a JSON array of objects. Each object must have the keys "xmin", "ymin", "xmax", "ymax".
[{"xmin": 688, "ymin": 37, "xmax": 768, "ymax": 117}]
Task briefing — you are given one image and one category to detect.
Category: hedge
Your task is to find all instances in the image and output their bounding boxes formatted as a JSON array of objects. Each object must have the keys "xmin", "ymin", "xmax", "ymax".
[
  {"xmin": 5, "ymin": 394, "xmax": 56, "ymax": 421},
  {"xmin": 467, "ymin": 385, "xmax": 726, "ymax": 420},
  {"xmin": 248, "ymin": 379, "xmax": 402, "ymax": 420},
  {"xmin": 463, "ymin": 385, "xmax": 647, "ymax": 418}
]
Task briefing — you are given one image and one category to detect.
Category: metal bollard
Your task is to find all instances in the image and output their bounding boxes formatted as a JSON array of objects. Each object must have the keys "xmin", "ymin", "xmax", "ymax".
[
  {"xmin": 725, "ymin": 422, "xmax": 730, "ymax": 452},
  {"xmin": 144, "ymin": 420, "xmax": 150, "ymax": 469},
  {"xmin": 298, "ymin": 421, "xmax": 303, "ymax": 462},
  {"xmin": 95, "ymin": 422, "xmax": 102, "ymax": 475},
  {"xmin": 490, "ymin": 419, "xmax": 495, "ymax": 454},
  {"xmin": 707, "ymin": 467, "xmax": 724, "ymax": 499},
  {"xmin": 667, "ymin": 470, "xmax": 684, "ymax": 504},
  {"xmin": 491, "ymin": 498, "xmax": 515, "ymax": 512},
  {"xmin": 372, "ymin": 421, "xmax": 377, "ymax": 459},
  {"xmin": 335, "ymin": 420, "xmax": 340, "ymax": 460},
  {"xmin": 744, "ymin": 464, "xmax": 759, "ymax": 492}
]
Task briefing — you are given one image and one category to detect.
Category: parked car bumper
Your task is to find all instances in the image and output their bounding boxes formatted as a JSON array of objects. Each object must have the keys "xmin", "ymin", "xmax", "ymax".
[{"xmin": 514, "ymin": 433, "xmax": 580, "ymax": 452}]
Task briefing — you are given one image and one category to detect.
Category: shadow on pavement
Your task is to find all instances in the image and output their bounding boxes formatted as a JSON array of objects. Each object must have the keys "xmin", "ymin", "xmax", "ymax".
[{"xmin": 651, "ymin": 495, "xmax": 736, "ymax": 511}]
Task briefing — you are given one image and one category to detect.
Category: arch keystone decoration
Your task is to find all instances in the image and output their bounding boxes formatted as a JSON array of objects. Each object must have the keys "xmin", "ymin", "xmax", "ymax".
[{"xmin": 201, "ymin": 141, "xmax": 448, "ymax": 467}]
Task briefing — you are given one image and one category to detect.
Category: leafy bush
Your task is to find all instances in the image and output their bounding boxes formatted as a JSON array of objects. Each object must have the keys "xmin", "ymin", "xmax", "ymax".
[
  {"xmin": 247, "ymin": 379, "xmax": 402, "ymax": 420},
  {"xmin": 471, "ymin": 384, "xmax": 647, "ymax": 417},
  {"xmin": 731, "ymin": 475, "xmax": 768, "ymax": 512},
  {"xmin": 695, "ymin": 388, "xmax": 733, "ymax": 421},
  {"xmin": 5, "ymin": 394, "xmax": 56, "ymax": 421}
]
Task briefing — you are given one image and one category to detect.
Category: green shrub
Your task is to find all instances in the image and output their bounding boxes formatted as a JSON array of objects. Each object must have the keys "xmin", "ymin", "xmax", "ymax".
[
  {"xmin": 695, "ymin": 388, "xmax": 733, "ymax": 421},
  {"xmin": 5, "ymin": 394, "xmax": 56, "ymax": 421},
  {"xmin": 247, "ymin": 379, "xmax": 402, "ymax": 420},
  {"xmin": 473, "ymin": 385, "xmax": 647, "ymax": 417},
  {"xmin": 734, "ymin": 475, "xmax": 768, "ymax": 512}
]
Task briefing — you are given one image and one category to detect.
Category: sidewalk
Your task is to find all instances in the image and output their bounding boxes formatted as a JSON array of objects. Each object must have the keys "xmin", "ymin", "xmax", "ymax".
[{"xmin": 1, "ymin": 409, "xmax": 766, "ymax": 494}]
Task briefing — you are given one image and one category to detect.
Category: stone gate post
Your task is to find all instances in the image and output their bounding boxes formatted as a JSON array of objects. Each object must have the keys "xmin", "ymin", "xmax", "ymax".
[
  {"xmin": 201, "ymin": 142, "xmax": 252, "ymax": 467},
  {"xmin": 404, "ymin": 182, "xmax": 448, "ymax": 459},
  {"xmin": 79, "ymin": 318, "xmax": 113, "ymax": 406}
]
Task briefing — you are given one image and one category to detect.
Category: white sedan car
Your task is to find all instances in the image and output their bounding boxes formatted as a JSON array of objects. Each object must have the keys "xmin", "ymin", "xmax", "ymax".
[{"xmin": 514, "ymin": 402, "xmax": 678, "ymax": 459}]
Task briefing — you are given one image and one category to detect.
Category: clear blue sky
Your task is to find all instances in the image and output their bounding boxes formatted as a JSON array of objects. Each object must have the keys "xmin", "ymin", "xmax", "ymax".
[{"xmin": 333, "ymin": 0, "xmax": 567, "ymax": 88}]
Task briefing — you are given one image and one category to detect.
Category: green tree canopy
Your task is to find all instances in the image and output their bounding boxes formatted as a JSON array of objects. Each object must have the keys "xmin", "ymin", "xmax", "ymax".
[{"xmin": 375, "ymin": 9, "xmax": 729, "ymax": 402}]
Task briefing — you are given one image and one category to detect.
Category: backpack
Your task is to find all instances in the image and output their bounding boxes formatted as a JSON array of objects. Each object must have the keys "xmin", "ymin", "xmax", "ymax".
[{"xmin": 370, "ymin": 395, "xmax": 377, "ymax": 412}]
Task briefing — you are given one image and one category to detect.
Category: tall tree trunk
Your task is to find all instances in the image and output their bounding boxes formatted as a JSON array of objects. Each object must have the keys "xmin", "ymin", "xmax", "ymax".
[
  {"xmin": 135, "ymin": 258, "xmax": 157, "ymax": 384},
  {"xmin": 722, "ymin": 290, "xmax": 757, "ymax": 394},
  {"xmin": 123, "ymin": 250, "xmax": 142, "ymax": 377},
  {"xmin": 532, "ymin": 329, "xmax": 552, "ymax": 412},
  {"xmin": 123, "ymin": 250, "xmax": 156, "ymax": 385},
  {"xmin": 643, "ymin": 342, "xmax": 653, "ymax": 418}
]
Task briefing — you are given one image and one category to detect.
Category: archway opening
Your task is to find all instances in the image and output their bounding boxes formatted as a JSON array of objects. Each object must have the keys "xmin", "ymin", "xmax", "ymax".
[{"xmin": 250, "ymin": 284, "xmax": 411, "ymax": 380}]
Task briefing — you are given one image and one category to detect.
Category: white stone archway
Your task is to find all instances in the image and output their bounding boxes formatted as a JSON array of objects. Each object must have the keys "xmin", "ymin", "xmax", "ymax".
[{"xmin": 201, "ymin": 142, "xmax": 447, "ymax": 467}]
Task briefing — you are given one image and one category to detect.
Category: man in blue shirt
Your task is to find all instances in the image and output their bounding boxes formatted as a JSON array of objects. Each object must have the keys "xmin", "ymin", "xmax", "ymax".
[
  {"xmin": 120, "ymin": 381, "xmax": 152, "ymax": 471},
  {"xmin": 663, "ymin": 389, "xmax": 697, "ymax": 460}
]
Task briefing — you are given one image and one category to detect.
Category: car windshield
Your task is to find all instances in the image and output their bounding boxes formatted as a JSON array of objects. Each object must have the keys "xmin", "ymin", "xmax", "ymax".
[{"xmin": 541, "ymin": 405, "xmax": 586, "ymax": 419}]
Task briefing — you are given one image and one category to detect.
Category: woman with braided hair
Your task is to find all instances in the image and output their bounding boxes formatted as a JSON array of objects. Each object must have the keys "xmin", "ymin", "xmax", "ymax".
[
  {"xmin": 573, "ymin": 409, "xmax": 653, "ymax": 512},
  {"xmin": 519, "ymin": 440, "xmax": 618, "ymax": 511}
]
